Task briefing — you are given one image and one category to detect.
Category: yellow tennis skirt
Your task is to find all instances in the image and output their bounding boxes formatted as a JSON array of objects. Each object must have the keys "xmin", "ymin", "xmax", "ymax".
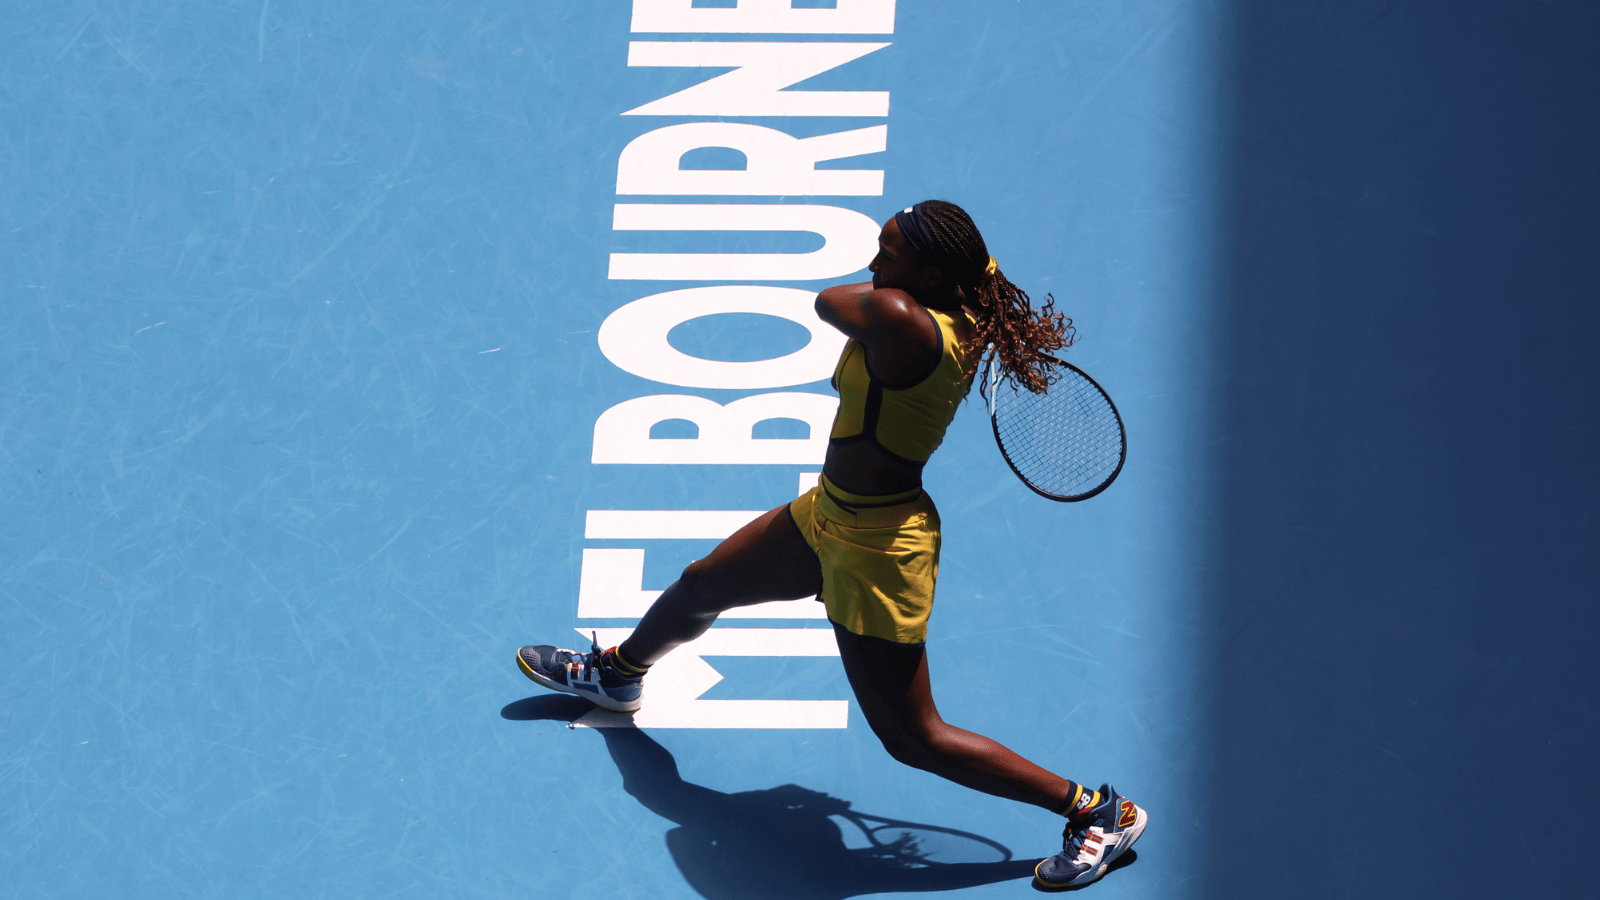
[{"xmin": 788, "ymin": 474, "xmax": 941, "ymax": 644}]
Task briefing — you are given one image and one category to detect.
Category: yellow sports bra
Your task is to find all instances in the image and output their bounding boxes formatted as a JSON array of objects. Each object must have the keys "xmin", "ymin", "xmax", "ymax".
[{"xmin": 828, "ymin": 307, "xmax": 977, "ymax": 466}]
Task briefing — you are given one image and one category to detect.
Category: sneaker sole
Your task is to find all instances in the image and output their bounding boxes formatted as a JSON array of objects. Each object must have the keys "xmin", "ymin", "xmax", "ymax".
[
  {"xmin": 516, "ymin": 651, "xmax": 642, "ymax": 713},
  {"xmin": 1032, "ymin": 807, "xmax": 1149, "ymax": 891}
]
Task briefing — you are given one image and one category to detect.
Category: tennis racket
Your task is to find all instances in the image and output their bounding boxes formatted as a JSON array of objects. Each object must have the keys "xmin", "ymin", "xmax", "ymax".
[{"xmin": 985, "ymin": 356, "xmax": 1127, "ymax": 502}]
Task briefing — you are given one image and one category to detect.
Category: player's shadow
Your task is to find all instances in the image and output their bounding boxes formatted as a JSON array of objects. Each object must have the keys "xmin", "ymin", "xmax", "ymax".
[{"xmin": 502, "ymin": 695, "xmax": 1077, "ymax": 899}]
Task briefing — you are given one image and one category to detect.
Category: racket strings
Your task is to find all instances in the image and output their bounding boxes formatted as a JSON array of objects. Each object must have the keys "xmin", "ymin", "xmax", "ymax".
[{"xmin": 991, "ymin": 367, "xmax": 1123, "ymax": 499}]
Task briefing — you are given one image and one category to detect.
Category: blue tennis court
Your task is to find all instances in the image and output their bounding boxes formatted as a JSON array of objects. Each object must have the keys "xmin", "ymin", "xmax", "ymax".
[{"xmin": 5, "ymin": 2, "xmax": 1597, "ymax": 898}]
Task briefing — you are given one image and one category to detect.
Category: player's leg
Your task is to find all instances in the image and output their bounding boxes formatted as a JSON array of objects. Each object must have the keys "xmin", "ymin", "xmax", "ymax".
[
  {"xmin": 833, "ymin": 624, "xmax": 1075, "ymax": 809},
  {"xmin": 834, "ymin": 626, "xmax": 1146, "ymax": 889},
  {"xmin": 620, "ymin": 503, "xmax": 821, "ymax": 666},
  {"xmin": 515, "ymin": 503, "xmax": 820, "ymax": 710}
]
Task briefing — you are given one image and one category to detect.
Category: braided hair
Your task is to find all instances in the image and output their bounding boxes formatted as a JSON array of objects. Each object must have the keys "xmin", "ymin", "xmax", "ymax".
[{"xmin": 907, "ymin": 200, "xmax": 1075, "ymax": 395}]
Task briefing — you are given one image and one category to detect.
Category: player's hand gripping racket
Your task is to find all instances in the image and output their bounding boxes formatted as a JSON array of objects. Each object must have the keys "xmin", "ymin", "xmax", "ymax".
[{"xmin": 985, "ymin": 355, "xmax": 1127, "ymax": 501}]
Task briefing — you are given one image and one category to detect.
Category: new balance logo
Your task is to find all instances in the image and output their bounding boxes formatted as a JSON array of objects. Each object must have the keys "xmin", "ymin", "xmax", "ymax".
[{"xmin": 1117, "ymin": 799, "xmax": 1137, "ymax": 829}]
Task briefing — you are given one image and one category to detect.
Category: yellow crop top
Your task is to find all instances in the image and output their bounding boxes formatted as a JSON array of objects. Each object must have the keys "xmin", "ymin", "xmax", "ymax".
[{"xmin": 827, "ymin": 307, "xmax": 977, "ymax": 466}]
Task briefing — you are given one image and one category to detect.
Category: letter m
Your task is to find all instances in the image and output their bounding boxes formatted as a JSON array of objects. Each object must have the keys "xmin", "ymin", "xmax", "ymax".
[{"xmin": 622, "ymin": 42, "xmax": 890, "ymax": 117}]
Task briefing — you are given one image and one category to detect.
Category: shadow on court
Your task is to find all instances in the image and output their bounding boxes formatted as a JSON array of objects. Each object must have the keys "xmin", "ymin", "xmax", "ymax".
[
  {"xmin": 1206, "ymin": 3, "xmax": 1600, "ymax": 897},
  {"xmin": 501, "ymin": 696, "xmax": 1070, "ymax": 899}
]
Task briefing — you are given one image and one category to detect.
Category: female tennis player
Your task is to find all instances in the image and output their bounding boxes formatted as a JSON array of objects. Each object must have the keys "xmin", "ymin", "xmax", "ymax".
[{"xmin": 517, "ymin": 200, "xmax": 1146, "ymax": 890}]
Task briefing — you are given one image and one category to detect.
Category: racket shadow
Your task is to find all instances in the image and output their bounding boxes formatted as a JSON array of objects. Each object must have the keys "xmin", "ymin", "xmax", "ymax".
[{"xmin": 502, "ymin": 696, "xmax": 1039, "ymax": 899}]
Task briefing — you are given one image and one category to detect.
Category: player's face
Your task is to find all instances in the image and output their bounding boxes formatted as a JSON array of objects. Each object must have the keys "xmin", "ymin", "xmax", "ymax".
[{"xmin": 869, "ymin": 217, "xmax": 938, "ymax": 296}]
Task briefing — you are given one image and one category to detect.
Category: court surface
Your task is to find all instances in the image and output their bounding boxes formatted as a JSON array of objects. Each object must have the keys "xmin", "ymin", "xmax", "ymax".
[{"xmin": 5, "ymin": 3, "xmax": 1597, "ymax": 899}]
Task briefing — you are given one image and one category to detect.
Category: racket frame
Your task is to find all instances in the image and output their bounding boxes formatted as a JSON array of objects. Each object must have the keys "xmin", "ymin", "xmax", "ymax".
[{"xmin": 985, "ymin": 356, "xmax": 1127, "ymax": 503}]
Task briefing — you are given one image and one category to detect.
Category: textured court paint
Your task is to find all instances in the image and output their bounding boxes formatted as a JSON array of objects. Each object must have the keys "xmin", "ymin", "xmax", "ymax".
[
  {"xmin": 586, "ymin": 509, "xmax": 770, "ymax": 540},
  {"xmin": 616, "ymin": 123, "xmax": 889, "ymax": 196},
  {"xmin": 591, "ymin": 392, "xmax": 838, "ymax": 463},
  {"xmin": 607, "ymin": 202, "xmax": 882, "ymax": 280},
  {"xmin": 629, "ymin": 0, "xmax": 897, "ymax": 35},
  {"xmin": 620, "ymin": 42, "xmax": 893, "ymax": 118},
  {"xmin": 1, "ymin": 2, "xmax": 1227, "ymax": 898},
  {"xmin": 596, "ymin": 286, "xmax": 847, "ymax": 388}
]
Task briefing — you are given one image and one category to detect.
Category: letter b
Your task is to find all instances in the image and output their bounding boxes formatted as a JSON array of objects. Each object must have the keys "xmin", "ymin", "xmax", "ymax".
[{"xmin": 592, "ymin": 393, "xmax": 838, "ymax": 464}]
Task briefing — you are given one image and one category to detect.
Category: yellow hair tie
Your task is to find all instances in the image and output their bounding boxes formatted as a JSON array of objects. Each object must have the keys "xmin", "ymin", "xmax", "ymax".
[{"xmin": 985, "ymin": 256, "xmax": 998, "ymax": 277}]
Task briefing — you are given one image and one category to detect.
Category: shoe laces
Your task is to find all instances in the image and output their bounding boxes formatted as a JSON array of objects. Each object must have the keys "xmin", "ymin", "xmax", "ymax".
[
  {"xmin": 1061, "ymin": 817, "xmax": 1092, "ymax": 859},
  {"xmin": 565, "ymin": 633, "xmax": 605, "ymax": 682}
]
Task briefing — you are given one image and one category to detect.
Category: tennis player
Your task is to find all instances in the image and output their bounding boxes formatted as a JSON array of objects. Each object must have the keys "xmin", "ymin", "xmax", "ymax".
[{"xmin": 518, "ymin": 201, "xmax": 1146, "ymax": 890}]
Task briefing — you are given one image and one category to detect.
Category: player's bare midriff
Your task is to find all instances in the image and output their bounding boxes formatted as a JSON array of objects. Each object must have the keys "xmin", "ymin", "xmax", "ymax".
[{"xmin": 822, "ymin": 439, "xmax": 926, "ymax": 497}]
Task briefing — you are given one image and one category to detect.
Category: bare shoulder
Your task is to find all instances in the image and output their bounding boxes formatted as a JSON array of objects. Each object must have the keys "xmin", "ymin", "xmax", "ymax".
[
  {"xmin": 860, "ymin": 287, "xmax": 926, "ymax": 323},
  {"xmin": 817, "ymin": 285, "xmax": 931, "ymax": 342}
]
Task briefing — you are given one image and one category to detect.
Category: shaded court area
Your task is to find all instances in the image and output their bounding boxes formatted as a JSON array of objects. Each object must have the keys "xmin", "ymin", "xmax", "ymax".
[{"xmin": 1204, "ymin": 3, "xmax": 1600, "ymax": 898}]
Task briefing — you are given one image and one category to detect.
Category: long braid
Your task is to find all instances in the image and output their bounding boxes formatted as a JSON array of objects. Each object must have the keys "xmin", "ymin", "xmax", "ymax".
[{"xmin": 916, "ymin": 200, "xmax": 1075, "ymax": 395}]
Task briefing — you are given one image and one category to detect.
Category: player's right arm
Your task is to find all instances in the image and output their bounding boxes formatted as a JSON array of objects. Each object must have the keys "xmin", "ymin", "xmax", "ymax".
[{"xmin": 816, "ymin": 283, "xmax": 941, "ymax": 384}]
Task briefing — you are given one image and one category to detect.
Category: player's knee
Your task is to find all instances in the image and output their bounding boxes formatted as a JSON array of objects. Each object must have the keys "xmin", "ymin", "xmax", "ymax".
[
  {"xmin": 879, "ymin": 732, "xmax": 929, "ymax": 769},
  {"xmin": 868, "ymin": 717, "xmax": 942, "ymax": 770},
  {"xmin": 673, "ymin": 561, "xmax": 710, "ymax": 603},
  {"xmin": 673, "ymin": 559, "xmax": 729, "ymax": 614}
]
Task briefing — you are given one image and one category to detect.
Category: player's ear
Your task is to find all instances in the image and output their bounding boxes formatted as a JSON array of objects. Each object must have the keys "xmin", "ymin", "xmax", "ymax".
[{"xmin": 920, "ymin": 263, "xmax": 944, "ymax": 288}]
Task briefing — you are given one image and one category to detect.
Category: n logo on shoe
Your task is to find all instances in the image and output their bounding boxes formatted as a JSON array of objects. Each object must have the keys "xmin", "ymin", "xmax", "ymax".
[{"xmin": 1117, "ymin": 799, "xmax": 1137, "ymax": 829}]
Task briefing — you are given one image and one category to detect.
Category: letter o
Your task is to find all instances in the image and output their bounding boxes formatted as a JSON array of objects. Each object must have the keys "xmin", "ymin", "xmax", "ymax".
[{"xmin": 597, "ymin": 286, "xmax": 847, "ymax": 389}]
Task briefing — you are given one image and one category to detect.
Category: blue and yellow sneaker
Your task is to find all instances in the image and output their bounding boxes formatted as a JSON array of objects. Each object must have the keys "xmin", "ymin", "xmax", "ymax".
[
  {"xmin": 1034, "ymin": 784, "xmax": 1147, "ymax": 890},
  {"xmin": 516, "ymin": 634, "xmax": 643, "ymax": 713}
]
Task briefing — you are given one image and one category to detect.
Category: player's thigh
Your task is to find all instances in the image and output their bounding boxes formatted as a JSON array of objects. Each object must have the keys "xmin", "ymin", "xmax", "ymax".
[
  {"xmin": 833, "ymin": 624, "xmax": 942, "ymax": 745},
  {"xmin": 682, "ymin": 503, "xmax": 822, "ymax": 606}
]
